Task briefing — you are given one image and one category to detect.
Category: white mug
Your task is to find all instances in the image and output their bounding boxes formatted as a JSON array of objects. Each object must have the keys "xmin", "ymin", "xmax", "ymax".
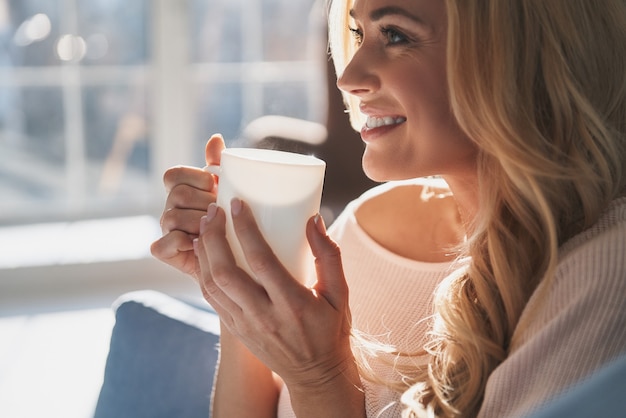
[{"xmin": 206, "ymin": 148, "xmax": 326, "ymax": 282}]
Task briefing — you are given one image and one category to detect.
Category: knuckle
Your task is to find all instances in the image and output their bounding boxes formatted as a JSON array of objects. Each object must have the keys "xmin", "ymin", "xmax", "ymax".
[
  {"xmin": 165, "ymin": 206, "xmax": 206, "ymax": 236},
  {"xmin": 163, "ymin": 166, "xmax": 183, "ymax": 187},
  {"xmin": 150, "ymin": 231, "xmax": 187, "ymax": 260},
  {"xmin": 202, "ymin": 280, "xmax": 220, "ymax": 298},
  {"xmin": 246, "ymin": 252, "xmax": 275, "ymax": 275},
  {"xmin": 322, "ymin": 242, "xmax": 343, "ymax": 263},
  {"xmin": 210, "ymin": 264, "xmax": 235, "ymax": 287},
  {"xmin": 159, "ymin": 208, "xmax": 175, "ymax": 231},
  {"xmin": 169, "ymin": 184, "xmax": 194, "ymax": 207},
  {"xmin": 327, "ymin": 239, "xmax": 342, "ymax": 256},
  {"xmin": 150, "ymin": 239, "xmax": 163, "ymax": 258}
]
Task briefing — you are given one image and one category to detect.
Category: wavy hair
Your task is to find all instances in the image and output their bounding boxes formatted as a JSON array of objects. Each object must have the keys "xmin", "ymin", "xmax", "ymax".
[{"xmin": 328, "ymin": 0, "xmax": 626, "ymax": 416}]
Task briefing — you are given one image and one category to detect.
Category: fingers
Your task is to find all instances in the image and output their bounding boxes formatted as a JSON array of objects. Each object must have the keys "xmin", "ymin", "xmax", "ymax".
[
  {"xmin": 306, "ymin": 214, "xmax": 348, "ymax": 311},
  {"xmin": 150, "ymin": 230, "xmax": 198, "ymax": 278},
  {"xmin": 194, "ymin": 201, "xmax": 354, "ymax": 385},
  {"xmin": 153, "ymin": 134, "xmax": 225, "ymax": 281},
  {"xmin": 161, "ymin": 167, "xmax": 216, "ymax": 234},
  {"xmin": 196, "ymin": 204, "xmax": 269, "ymax": 316},
  {"xmin": 161, "ymin": 207, "xmax": 207, "ymax": 236},
  {"xmin": 229, "ymin": 199, "xmax": 297, "ymax": 297},
  {"xmin": 205, "ymin": 133, "xmax": 226, "ymax": 167},
  {"xmin": 163, "ymin": 165, "xmax": 215, "ymax": 194}
]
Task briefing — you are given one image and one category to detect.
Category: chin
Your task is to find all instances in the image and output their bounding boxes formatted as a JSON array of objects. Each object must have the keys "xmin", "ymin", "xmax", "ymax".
[
  {"xmin": 362, "ymin": 162, "xmax": 408, "ymax": 183},
  {"xmin": 362, "ymin": 159, "xmax": 384, "ymax": 182}
]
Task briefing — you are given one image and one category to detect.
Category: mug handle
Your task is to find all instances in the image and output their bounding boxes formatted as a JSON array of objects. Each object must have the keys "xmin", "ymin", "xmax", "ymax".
[{"xmin": 203, "ymin": 165, "xmax": 220, "ymax": 175}]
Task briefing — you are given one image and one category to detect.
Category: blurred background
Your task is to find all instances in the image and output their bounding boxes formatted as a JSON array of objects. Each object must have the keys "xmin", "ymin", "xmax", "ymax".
[
  {"xmin": 0, "ymin": 0, "xmax": 378, "ymax": 416},
  {"xmin": 0, "ymin": 0, "xmax": 327, "ymax": 226}
]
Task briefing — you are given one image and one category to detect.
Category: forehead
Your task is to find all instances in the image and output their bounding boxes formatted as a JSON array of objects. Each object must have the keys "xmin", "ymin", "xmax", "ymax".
[{"xmin": 350, "ymin": 0, "xmax": 446, "ymax": 22}]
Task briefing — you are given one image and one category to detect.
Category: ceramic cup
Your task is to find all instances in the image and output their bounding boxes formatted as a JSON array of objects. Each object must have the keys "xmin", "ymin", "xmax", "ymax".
[{"xmin": 206, "ymin": 148, "xmax": 326, "ymax": 282}]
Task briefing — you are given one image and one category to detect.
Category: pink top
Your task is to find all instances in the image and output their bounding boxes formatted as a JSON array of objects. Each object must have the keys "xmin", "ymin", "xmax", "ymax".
[{"xmin": 277, "ymin": 182, "xmax": 626, "ymax": 417}]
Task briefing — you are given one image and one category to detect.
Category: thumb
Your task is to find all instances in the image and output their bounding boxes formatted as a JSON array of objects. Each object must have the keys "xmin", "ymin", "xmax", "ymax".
[
  {"xmin": 205, "ymin": 133, "xmax": 226, "ymax": 167},
  {"xmin": 306, "ymin": 214, "xmax": 348, "ymax": 311}
]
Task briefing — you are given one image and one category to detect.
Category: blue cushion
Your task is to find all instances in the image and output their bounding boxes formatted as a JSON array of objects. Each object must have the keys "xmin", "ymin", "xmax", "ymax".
[
  {"xmin": 94, "ymin": 290, "xmax": 220, "ymax": 418},
  {"xmin": 527, "ymin": 354, "xmax": 626, "ymax": 418}
]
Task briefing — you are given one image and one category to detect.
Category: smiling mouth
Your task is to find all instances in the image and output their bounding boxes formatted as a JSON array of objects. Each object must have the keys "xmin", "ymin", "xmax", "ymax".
[{"xmin": 365, "ymin": 115, "xmax": 407, "ymax": 129}]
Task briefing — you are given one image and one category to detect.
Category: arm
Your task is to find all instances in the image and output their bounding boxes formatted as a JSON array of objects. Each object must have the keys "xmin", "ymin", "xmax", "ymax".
[
  {"xmin": 211, "ymin": 326, "xmax": 282, "ymax": 418},
  {"xmin": 286, "ymin": 356, "xmax": 364, "ymax": 418},
  {"xmin": 195, "ymin": 200, "xmax": 366, "ymax": 418}
]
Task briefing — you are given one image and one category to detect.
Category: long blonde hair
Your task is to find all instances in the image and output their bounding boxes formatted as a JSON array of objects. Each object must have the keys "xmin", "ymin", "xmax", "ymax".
[{"xmin": 328, "ymin": 0, "xmax": 626, "ymax": 416}]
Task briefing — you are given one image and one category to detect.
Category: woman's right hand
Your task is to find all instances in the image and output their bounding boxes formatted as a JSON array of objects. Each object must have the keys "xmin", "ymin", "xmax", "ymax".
[{"xmin": 150, "ymin": 134, "xmax": 225, "ymax": 279}]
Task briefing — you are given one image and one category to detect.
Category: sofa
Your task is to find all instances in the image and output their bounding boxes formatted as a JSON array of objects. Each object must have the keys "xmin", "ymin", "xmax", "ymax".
[{"xmin": 94, "ymin": 290, "xmax": 626, "ymax": 418}]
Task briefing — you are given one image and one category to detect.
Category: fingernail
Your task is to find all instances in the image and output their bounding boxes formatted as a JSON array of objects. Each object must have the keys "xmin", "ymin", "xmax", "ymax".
[
  {"xmin": 314, "ymin": 213, "xmax": 327, "ymax": 235},
  {"xmin": 231, "ymin": 198, "xmax": 242, "ymax": 216},
  {"xmin": 207, "ymin": 203, "xmax": 218, "ymax": 220},
  {"xmin": 193, "ymin": 238, "xmax": 199, "ymax": 256}
]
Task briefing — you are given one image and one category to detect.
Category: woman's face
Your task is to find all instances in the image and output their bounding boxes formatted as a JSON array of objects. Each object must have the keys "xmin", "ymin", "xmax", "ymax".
[{"xmin": 336, "ymin": 0, "xmax": 477, "ymax": 183}]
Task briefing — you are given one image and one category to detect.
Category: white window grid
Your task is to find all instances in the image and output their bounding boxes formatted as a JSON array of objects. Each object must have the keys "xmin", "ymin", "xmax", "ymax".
[{"xmin": 0, "ymin": 0, "xmax": 325, "ymax": 224}]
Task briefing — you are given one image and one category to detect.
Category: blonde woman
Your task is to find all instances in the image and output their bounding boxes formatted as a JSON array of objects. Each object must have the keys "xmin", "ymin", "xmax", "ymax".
[
  {"xmin": 328, "ymin": 0, "xmax": 626, "ymax": 416},
  {"xmin": 152, "ymin": 0, "xmax": 626, "ymax": 416}
]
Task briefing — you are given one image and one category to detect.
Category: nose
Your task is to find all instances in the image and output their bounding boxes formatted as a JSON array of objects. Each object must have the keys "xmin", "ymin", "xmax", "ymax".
[{"xmin": 336, "ymin": 45, "xmax": 380, "ymax": 97}]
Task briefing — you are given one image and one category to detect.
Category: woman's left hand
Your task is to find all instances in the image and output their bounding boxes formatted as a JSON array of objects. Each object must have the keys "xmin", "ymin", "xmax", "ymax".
[{"xmin": 194, "ymin": 198, "xmax": 356, "ymax": 393}]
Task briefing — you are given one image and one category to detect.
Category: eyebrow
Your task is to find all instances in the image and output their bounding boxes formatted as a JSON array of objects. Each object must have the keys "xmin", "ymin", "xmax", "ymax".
[{"xmin": 349, "ymin": 6, "xmax": 426, "ymax": 25}]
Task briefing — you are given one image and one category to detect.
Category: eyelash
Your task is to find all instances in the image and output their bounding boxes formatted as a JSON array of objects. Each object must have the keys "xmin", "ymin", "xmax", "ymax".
[
  {"xmin": 349, "ymin": 25, "xmax": 410, "ymax": 46},
  {"xmin": 349, "ymin": 27, "xmax": 363, "ymax": 44},
  {"xmin": 381, "ymin": 26, "xmax": 408, "ymax": 45}
]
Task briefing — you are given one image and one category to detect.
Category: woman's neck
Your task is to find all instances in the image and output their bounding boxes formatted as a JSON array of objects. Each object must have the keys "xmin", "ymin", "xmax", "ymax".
[{"xmin": 355, "ymin": 182, "xmax": 465, "ymax": 263}]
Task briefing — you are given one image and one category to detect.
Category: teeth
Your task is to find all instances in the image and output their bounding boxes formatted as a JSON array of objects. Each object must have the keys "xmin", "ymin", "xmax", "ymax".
[{"xmin": 365, "ymin": 116, "xmax": 406, "ymax": 129}]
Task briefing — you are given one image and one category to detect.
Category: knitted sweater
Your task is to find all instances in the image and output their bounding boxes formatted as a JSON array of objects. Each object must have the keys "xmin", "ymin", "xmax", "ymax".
[
  {"xmin": 277, "ymin": 183, "xmax": 626, "ymax": 417},
  {"xmin": 478, "ymin": 196, "xmax": 626, "ymax": 417}
]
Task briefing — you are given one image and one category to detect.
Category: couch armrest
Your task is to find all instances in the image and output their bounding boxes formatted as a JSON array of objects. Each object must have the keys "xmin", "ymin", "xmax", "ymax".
[
  {"xmin": 528, "ymin": 354, "xmax": 626, "ymax": 418},
  {"xmin": 94, "ymin": 290, "xmax": 220, "ymax": 418}
]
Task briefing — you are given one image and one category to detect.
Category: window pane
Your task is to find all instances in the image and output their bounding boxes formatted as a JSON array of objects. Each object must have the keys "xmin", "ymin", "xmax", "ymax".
[
  {"xmin": 263, "ymin": 82, "xmax": 311, "ymax": 119},
  {"xmin": 82, "ymin": 84, "xmax": 152, "ymax": 211},
  {"xmin": 1, "ymin": 0, "xmax": 60, "ymax": 67},
  {"xmin": 0, "ymin": 0, "xmax": 326, "ymax": 225},
  {"xmin": 0, "ymin": 0, "xmax": 152, "ymax": 224},
  {"xmin": 262, "ymin": 0, "xmax": 316, "ymax": 60},
  {"xmin": 0, "ymin": 86, "xmax": 65, "ymax": 216},
  {"xmin": 189, "ymin": 0, "xmax": 325, "ymax": 155},
  {"xmin": 76, "ymin": 0, "xmax": 149, "ymax": 66},
  {"xmin": 193, "ymin": 82, "xmax": 243, "ymax": 165},
  {"xmin": 190, "ymin": 0, "xmax": 243, "ymax": 63}
]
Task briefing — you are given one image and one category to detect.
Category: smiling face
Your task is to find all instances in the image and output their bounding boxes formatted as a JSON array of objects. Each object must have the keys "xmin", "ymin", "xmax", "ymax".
[{"xmin": 336, "ymin": 0, "xmax": 477, "ymax": 183}]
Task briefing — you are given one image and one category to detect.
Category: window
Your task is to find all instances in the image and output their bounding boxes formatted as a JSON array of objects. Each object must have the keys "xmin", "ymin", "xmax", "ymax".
[{"xmin": 0, "ymin": 0, "xmax": 325, "ymax": 225}]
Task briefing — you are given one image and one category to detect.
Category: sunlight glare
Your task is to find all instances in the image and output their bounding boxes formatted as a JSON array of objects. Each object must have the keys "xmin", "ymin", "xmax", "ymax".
[
  {"xmin": 13, "ymin": 13, "xmax": 51, "ymax": 46},
  {"xmin": 56, "ymin": 34, "xmax": 87, "ymax": 62}
]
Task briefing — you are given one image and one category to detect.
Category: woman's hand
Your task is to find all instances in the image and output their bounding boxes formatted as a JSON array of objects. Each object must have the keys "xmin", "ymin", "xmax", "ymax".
[
  {"xmin": 150, "ymin": 134, "xmax": 225, "ymax": 279},
  {"xmin": 194, "ymin": 199, "xmax": 365, "ymax": 417}
]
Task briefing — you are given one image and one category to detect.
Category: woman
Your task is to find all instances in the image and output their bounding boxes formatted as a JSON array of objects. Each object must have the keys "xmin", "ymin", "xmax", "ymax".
[
  {"xmin": 152, "ymin": 0, "xmax": 626, "ymax": 416},
  {"xmin": 154, "ymin": 134, "xmax": 460, "ymax": 418}
]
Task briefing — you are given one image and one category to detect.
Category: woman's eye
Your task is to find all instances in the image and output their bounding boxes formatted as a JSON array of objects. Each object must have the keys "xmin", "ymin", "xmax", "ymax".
[
  {"xmin": 381, "ymin": 27, "xmax": 407, "ymax": 45},
  {"xmin": 349, "ymin": 27, "xmax": 363, "ymax": 45}
]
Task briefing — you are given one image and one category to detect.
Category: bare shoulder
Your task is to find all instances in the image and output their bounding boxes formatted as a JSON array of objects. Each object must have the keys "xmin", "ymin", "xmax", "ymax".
[{"xmin": 355, "ymin": 180, "xmax": 464, "ymax": 263}]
